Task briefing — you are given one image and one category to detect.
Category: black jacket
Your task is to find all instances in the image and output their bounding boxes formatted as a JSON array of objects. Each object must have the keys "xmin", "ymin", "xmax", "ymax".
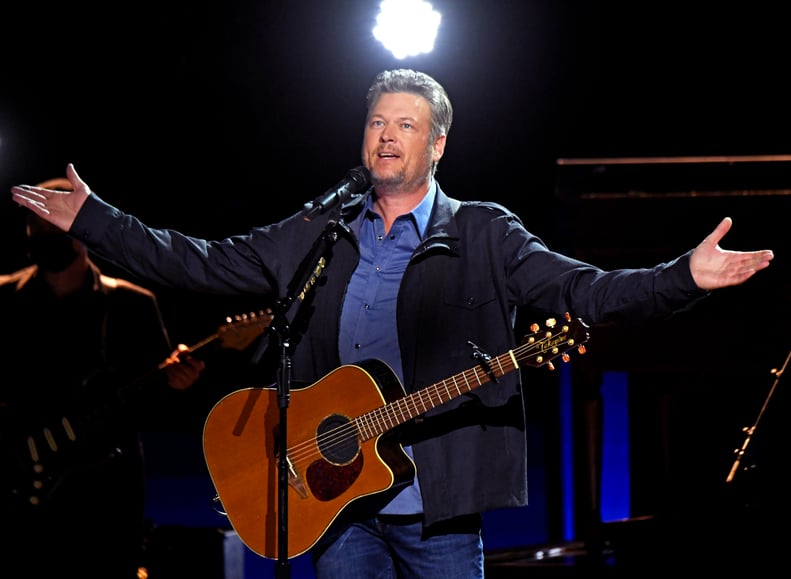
[{"xmin": 71, "ymin": 183, "xmax": 706, "ymax": 525}]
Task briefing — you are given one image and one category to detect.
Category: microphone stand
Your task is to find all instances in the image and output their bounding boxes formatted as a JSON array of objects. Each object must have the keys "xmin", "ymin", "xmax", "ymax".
[
  {"xmin": 726, "ymin": 346, "xmax": 791, "ymax": 483},
  {"xmin": 261, "ymin": 218, "xmax": 345, "ymax": 579}
]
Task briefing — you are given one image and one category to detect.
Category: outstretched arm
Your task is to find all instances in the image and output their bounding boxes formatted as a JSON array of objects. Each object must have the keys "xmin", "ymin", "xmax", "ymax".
[
  {"xmin": 689, "ymin": 217, "xmax": 774, "ymax": 290},
  {"xmin": 11, "ymin": 163, "xmax": 90, "ymax": 232}
]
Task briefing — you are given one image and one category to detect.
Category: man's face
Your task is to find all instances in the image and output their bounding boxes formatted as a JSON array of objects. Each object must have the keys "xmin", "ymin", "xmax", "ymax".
[{"xmin": 362, "ymin": 92, "xmax": 445, "ymax": 193}]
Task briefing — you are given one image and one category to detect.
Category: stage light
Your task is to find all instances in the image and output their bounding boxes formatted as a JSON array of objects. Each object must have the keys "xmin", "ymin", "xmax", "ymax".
[{"xmin": 373, "ymin": 0, "xmax": 441, "ymax": 60}]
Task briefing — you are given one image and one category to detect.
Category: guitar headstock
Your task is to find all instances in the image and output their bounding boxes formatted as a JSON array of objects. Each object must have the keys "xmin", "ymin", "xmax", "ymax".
[
  {"xmin": 217, "ymin": 310, "xmax": 274, "ymax": 351},
  {"xmin": 518, "ymin": 313, "xmax": 589, "ymax": 370}
]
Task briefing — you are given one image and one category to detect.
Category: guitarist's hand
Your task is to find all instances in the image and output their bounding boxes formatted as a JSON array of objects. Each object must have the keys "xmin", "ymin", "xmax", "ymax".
[{"xmin": 163, "ymin": 344, "xmax": 206, "ymax": 391}]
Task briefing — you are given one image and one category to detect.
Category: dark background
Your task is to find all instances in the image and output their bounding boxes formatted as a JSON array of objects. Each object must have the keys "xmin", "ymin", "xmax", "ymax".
[
  {"xmin": 2, "ymin": 1, "xmax": 788, "ymax": 238},
  {"xmin": 1, "ymin": 0, "xmax": 789, "ymax": 574}
]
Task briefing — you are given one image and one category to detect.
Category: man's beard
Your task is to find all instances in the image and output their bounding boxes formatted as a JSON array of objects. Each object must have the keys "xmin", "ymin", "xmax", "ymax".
[{"xmin": 371, "ymin": 151, "xmax": 433, "ymax": 192}]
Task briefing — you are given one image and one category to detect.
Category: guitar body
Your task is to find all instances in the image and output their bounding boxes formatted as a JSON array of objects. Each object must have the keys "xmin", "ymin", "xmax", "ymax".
[
  {"xmin": 0, "ymin": 383, "xmax": 133, "ymax": 513},
  {"xmin": 202, "ymin": 359, "xmax": 414, "ymax": 559}
]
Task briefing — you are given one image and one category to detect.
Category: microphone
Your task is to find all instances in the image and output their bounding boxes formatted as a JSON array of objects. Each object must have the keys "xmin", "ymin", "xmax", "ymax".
[{"xmin": 302, "ymin": 166, "xmax": 371, "ymax": 221}]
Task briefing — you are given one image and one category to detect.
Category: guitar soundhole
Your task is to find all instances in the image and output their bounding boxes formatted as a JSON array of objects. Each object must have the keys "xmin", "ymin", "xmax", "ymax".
[
  {"xmin": 308, "ymin": 414, "xmax": 363, "ymax": 502},
  {"xmin": 316, "ymin": 414, "xmax": 359, "ymax": 465}
]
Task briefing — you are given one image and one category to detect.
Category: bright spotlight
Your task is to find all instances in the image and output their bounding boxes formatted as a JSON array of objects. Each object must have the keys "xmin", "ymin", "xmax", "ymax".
[{"xmin": 373, "ymin": 0, "xmax": 442, "ymax": 60}]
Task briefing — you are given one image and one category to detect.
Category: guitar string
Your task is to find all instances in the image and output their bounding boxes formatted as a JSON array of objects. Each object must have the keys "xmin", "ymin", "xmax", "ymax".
[
  {"xmin": 282, "ymin": 328, "xmax": 578, "ymax": 468},
  {"xmin": 283, "ymin": 361, "xmax": 504, "ymax": 467},
  {"xmin": 283, "ymin": 348, "xmax": 523, "ymax": 468},
  {"xmin": 284, "ymin": 326, "xmax": 580, "ymax": 468},
  {"xmin": 282, "ymin": 331, "xmax": 568, "ymax": 467}
]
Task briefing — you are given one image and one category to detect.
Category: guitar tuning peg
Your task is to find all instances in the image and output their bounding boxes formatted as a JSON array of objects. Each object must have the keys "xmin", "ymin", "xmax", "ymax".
[
  {"xmin": 547, "ymin": 361, "xmax": 556, "ymax": 371},
  {"xmin": 561, "ymin": 353, "xmax": 570, "ymax": 363},
  {"xmin": 563, "ymin": 312, "xmax": 571, "ymax": 322},
  {"xmin": 577, "ymin": 345, "xmax": 586, "ymax": 355},
  {"xmin": 529, "ymin": 322, "xmax": 540, "ymax": 333},
  {"xmin": 545, "ymin": 317, "xmax": 557, "ymax": 328}
]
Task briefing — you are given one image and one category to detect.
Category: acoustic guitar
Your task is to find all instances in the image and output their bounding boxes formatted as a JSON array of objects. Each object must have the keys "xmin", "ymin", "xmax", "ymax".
[{"xmin": 202, "ymin": 314, "xmax": 589, "ymax": 559}]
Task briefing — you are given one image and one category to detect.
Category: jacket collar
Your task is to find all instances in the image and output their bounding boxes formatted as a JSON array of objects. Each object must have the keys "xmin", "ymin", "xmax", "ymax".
[{"xmin": 340, "ymin": 182, "xmax": 461, "ymax": 254}]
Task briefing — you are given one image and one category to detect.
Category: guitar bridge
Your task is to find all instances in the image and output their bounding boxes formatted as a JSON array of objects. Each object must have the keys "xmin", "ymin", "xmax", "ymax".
[{"xmin": 286, "ymin": 456, "xmax": 309, "ymax": 499}]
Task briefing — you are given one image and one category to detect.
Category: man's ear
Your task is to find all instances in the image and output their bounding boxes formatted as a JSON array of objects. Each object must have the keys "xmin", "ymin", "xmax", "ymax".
[{"xmin": 433, "ymin": 134, "xmax": 447, "ymax": 162}]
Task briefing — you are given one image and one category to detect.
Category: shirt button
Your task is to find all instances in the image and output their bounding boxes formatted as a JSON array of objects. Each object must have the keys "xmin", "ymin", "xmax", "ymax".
[
  {"xmin": 363, "ymin": 304, "xmax": 370, "ymax": 309},
  {"xmin": 354, "ymin": 343, "xmax": 362, "ymax": 349}
]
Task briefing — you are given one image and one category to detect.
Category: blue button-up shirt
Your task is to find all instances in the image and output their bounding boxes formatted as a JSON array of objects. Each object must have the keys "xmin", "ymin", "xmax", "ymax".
[{"xmin": 339, "ymin": 181, "xmax": 436, "ymax": 515}]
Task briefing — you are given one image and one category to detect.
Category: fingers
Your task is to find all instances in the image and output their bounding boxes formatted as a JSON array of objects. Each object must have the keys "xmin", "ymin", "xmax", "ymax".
[
  {"xmin": 726, "ymin": 253, "xmax": 774, "ymax": 285},
  {"xmin": 705, "ymin": 217, "xmax": 732, "ymax": 247},
  {"xmin": 166, "ymin": 344, "xmax": 205, "ymax": 371},
  {"xmin": 11, "ymin": 186, "xmax": 51, "ymax": 214},
  {"xmin": 749, "ymin": 249, "xmax": 774, "ymax": 270},
  {"xmin": 11, "ymin": 185, "xmax": 47, "ymax": 200},
  {"xmin": 163, "ymin": 344, "xmax": 205, "ymax": 390},
  {"xmin": 166, "ymin": 363, "xmax": 204, "ymax": 390},
  {"xmin": 165, "ymin": 344, "xmax": 191, "ymax": 365}
]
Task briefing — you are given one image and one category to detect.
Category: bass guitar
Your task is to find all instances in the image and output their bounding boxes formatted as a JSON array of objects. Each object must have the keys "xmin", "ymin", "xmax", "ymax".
[
  {"xmin": 202, "ymin": 314, "xmax": 589, "ymax": 559},
  {"xmin": 2, "ymin": 309, "xmax": 273, "ymax": 512}
]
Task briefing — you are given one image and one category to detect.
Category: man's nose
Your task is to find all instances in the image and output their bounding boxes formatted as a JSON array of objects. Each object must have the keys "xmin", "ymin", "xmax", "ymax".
[{"xmin": 379, "ymin": 124, "xmax": 395, "ymax": 141}]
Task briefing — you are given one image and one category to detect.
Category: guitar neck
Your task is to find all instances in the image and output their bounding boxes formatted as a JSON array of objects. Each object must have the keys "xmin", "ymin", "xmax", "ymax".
[
  {"xmin": 353, "ymin": 316, "xmax": 588, "ymax": 441},
  {"xmin": 155, "ymin": 332, "xmax": 219, "ymax": 372},
  {"xmin": 127, "ymin": 311, "xmax": 272, "ymax": 399},
  {"xmin": 355, "ymin": 350, "xmax": 518, "ymax": 441}
]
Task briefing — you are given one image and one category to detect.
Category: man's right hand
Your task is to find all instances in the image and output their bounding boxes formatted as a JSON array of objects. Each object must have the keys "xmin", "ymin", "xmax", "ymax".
[
  {"xmin": 163, "ymin": 344, "xmax": 206, "ymax": 391},
  {"xmin": 11, "ymin": 163, "xmax": 90, "ymax": 232}
]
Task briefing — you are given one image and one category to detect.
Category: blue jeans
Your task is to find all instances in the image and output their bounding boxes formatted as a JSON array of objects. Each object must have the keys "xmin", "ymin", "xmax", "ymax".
[{"xmin": 312, "ymin": 514, "xmax": 484, "ymax": 579}]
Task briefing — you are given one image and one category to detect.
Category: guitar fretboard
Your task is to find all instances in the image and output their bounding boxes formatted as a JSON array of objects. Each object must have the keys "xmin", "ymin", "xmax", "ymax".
[
  {"xmin": 355, "ymin": 351, "xmax": 518, "ymax": 440},
  {"xmin": 352, "ymin": 317, "xmax": 587, "ymax": 442}
]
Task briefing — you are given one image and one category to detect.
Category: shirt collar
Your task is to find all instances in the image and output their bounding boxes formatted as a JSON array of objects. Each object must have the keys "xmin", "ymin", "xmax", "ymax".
[
  {"xmin": 412, "ymin": 180, "xmax": 436, "ymax": 239},
  {"xmin": 365, "ymin": 179, "xmax": 436, "ymax": 239}
]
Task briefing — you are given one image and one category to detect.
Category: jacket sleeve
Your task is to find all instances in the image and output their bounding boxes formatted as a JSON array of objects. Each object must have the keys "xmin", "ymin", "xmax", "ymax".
[
  {"xmin": 70, "ymin": 193, "xmax": 284, "ymax": 297},
  {"xmin": 500, "ymin": 211, "xmax": 709, "ymax": 325}
]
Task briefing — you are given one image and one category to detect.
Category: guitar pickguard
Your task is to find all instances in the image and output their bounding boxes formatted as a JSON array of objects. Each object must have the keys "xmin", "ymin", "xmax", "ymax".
[{"xmin": 306, "ymin": 452, "xmax": 364, "ymax": 502}]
